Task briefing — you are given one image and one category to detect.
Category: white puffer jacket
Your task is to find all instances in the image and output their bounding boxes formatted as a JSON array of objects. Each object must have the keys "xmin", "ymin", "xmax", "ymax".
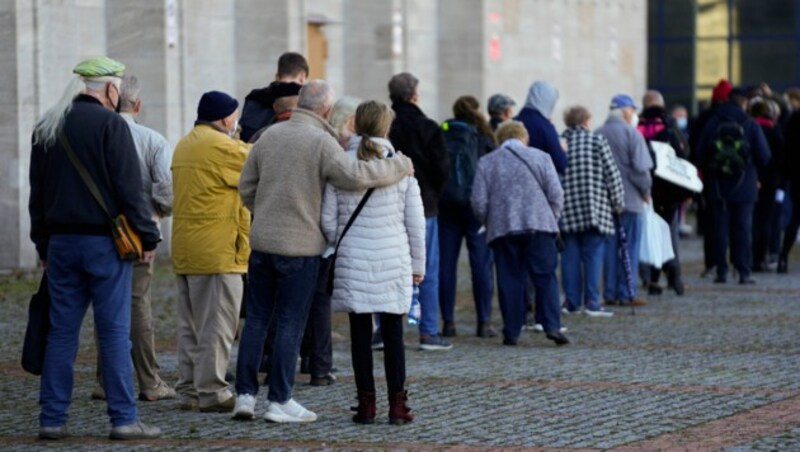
[{"xmin": 321, "ymin": 137, "xmax": 426, "ymax": 314}]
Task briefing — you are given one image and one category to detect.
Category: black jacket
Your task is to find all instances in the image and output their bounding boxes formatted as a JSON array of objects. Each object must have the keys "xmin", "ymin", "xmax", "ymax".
[
  {"xmin": 29, "ymin": 95, "xmax": 160, "ymax": 259},
  {"xmin": 782, "ymin": 110, "xmax": 800, "ymax": 194},
  {"xmin": 239, "ymin": 83, "xmax": 280, "ymax": 143},
  {"xmin": 755, "ymin": 118, "xmax": 784, "ymax": 196},
  {"xmin": 389, "ymin": 102, "xmax": 449, "ymax": 217}
]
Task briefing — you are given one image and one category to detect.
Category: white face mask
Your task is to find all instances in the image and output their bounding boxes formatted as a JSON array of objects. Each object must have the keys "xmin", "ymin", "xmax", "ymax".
[
  {"xmin": 629, "ymin": 112, "xmax": 639, "ymax": 128},
  {"xmin": 676, "ymin": 117, "xmax": 688, "ymax": 129},
  {"xmin": 228, "ymin": 119, "xmax": 239, "ymax": 138}
]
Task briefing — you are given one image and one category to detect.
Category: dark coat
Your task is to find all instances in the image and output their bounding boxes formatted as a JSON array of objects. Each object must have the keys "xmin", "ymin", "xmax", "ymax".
[
  {"xmin": 29, "ymin": 95, "xmax": 160, "ymax": 259},
  {"xmin": 754, "ymin": 117, "xmax": 784, "ymax": 196},
  {"xmin": 514, "ymin": 106, "xmax": 568, "ymax": 174},
  {"xmin": 240, "ymin": 83, "xmax": 281, "ymax": 143},
  {"xmin": 782, "ymin": 110, "xmax": 800, "ymax": 194},
  {"xmin": 389, "ymin": 102, "xmax": 449, "ymax": 218},
  {"xmin": 695, "ymin": 102, "xmax": 771, "ymax": 204}
]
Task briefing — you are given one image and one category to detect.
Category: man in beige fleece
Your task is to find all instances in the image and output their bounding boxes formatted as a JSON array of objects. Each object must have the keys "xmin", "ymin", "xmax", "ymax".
[{"xmin": 232, "ymin": 80, "xmax": 412, "ymax": 423}]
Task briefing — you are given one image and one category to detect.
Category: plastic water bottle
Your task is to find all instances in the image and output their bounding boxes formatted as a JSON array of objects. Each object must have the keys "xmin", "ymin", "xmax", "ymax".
[{"xmin": 408, "ymin": 284, "xmax": 421, "ymax": 325}]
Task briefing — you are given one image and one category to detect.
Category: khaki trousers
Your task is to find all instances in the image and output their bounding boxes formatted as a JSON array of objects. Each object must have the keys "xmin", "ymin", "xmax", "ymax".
[
  {"xmin": 174, "ymin": 274, "xmax": 242, "ymax": 408},
  {"xmin": 96, "ymin": 260, "xmax": 165, "ymax": 396}
]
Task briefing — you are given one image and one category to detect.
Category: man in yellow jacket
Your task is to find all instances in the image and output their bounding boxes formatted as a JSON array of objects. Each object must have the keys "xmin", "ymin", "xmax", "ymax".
[{"xmin": 171, "ymin": 91, "xmax": 251, "ymax": 412}]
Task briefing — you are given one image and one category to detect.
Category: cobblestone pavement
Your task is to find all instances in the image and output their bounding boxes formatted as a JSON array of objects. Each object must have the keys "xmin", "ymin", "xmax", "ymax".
[{"xmin": 1, "ymin": 237, "xmax": 799, "ymax": 450}]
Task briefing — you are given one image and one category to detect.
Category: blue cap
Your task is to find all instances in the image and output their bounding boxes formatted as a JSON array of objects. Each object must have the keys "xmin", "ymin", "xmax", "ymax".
[
  {"xmin": 197, "ymin": 91, "xmax": 239, "ymax": 122},
  {"xmin": 610, "ymin": 94, "xmax": 638, "ymax": 110}
]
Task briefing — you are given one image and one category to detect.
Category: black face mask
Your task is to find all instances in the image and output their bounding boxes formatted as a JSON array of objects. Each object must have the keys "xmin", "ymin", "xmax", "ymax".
[{"xmin": 108, "ymin": 83, "xmax": 122, "ymax": 113}]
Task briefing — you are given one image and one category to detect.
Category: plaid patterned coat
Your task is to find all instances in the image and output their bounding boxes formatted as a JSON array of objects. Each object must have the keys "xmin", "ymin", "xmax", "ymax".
[{"xmin": 559, "ymin": 127, "xmax": 625, "ymax": 235}]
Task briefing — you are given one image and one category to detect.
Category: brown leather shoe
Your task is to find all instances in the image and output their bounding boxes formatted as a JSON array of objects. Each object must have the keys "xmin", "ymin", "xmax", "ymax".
[
  {"xmin": 351, "ymin": 390, "xmax": 376, "ymax": 424},
  {"xmin": 198, "ymin": 395, "xmax": 235, "ymax": 413},
  {"xmin": 628, "ymin": 298, "xmax": 648, "ymax": 307},
  {"xmin": 388, "ymin": 390, "xmax": 413, "ymax": 425}
]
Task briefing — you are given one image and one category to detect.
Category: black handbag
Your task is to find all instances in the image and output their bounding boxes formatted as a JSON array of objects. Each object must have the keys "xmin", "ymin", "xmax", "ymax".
[
  {"xmin": 325, "ymin": 188, "xmax": 375, "ymax": 295},
  {"xmin": 21, "ymin": 272, "xmax": 51, "ymax": 375}
]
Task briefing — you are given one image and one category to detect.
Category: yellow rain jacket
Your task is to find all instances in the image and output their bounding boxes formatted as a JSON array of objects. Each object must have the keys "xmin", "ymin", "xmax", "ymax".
[{"xmin": 171, "ymin": 124, "xmax": 251, "ymax": 274}]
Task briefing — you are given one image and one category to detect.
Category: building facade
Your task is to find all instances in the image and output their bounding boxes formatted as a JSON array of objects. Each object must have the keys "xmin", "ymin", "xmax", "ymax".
[{"xmin": 1, "ymin": 0, "xmax": 646, "ymax": 269}]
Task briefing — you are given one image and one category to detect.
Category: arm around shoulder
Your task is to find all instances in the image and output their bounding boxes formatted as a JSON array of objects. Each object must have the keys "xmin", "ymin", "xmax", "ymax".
[{"xmin": 321, "ymin": 140, "xmax": 411, "ymax": 191}]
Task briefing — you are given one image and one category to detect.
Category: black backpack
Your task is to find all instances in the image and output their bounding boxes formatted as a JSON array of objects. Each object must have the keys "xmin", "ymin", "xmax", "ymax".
[
  {"xmin": 709, "ymin": 118, "xmax": 751, "ymax": 178},
  {"xmin": 441, "ymin": 120, "xmax": 480, "ymax": 204}
]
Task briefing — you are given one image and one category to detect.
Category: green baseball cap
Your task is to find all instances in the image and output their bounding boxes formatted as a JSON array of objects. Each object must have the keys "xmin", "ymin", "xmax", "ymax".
[{"xmin": 72, "ymin": 56, "xmax": 125, "ymax": 78}]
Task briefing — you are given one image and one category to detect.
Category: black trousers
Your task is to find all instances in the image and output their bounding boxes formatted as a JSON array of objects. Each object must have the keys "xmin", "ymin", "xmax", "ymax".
[
  {"xmin": 300, "ymin": 258, "xmax": 333, "ymax": 377},
  {"xmin": 349, "ymin": 312, "xmax": 405, "ymax": 396},
  {"xmin": 780, "ymin": 189, "xmax": 800, "ymax": 260},
  {"xmin": 649, "ymin": 202, "xmax": 682, "ymax": 284},
  {"xmin": 753, "ymin": 189, "xmax": 776, "ymax": 268}
]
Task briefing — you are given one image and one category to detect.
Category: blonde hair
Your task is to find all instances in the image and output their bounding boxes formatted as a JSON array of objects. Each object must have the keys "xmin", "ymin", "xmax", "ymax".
[
  {"xmin": 495, "ymin": 120, "xmax": 529, "ymax": 145},
  {"xmin": 354, "ymin": 100, "xmax": 395, "ymax": 161}
]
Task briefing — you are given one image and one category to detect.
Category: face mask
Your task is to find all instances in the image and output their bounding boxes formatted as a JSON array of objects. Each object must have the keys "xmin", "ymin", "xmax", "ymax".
[
  {"xmin": 228, "ymin": 119, "xmax": 239, "ymax": 138},
  {"xmin": 676, "ymin": 117, "xmax": 688, "ymax": 129},
  {"xmin": 629, "ymin": 112, "xmax": 639, "ymax": 128}
]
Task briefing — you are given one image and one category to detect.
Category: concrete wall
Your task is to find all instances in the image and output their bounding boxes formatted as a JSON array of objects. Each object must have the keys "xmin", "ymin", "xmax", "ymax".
[{"xmin": 0, "ymin": 0, "xmax": 647, "ymax": 269}]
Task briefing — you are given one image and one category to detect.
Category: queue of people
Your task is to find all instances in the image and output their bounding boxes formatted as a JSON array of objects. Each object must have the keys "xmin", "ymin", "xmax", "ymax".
[{"xmin": 28, "ymin": 52, "xmax": 797, "ymax": 439}]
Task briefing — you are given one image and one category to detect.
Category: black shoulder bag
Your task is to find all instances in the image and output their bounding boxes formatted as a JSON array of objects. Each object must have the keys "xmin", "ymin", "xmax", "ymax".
[{"xmin": 325, "ymin": 188, "xmax": 375, "ymax": 295}]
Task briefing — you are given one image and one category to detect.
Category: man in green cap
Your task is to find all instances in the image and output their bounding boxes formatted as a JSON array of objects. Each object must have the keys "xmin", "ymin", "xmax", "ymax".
[{"xmin": 29, "ymin": 56, "xmax": 163, "ymax": 440}]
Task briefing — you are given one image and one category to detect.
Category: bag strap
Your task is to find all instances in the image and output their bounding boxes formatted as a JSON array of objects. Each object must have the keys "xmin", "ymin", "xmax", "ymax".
[
  {"xmin": 58, "ymin": 129, "xmax": 114, "ymax": 222},
  {"xmin": 334, "ymin": 188, "xmax": 375, "ymax": 255},
  {"xmin": 506, "ymin": 146, "xmax": 539, "ymax": 181}
]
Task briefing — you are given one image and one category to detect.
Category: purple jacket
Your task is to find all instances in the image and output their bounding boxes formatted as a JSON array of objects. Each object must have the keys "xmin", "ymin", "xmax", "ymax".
[{"xmin": 471, "ymin": 139, "xmax": 563, "ymax": 242}]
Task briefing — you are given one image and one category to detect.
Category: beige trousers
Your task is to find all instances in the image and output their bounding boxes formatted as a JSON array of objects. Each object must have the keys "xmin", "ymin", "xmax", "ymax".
[
  {"xmin": 174, "ymin": 273, "xmax": 242, "ymax": 408},
  {"xmin": 96, "ymin": 260, "xmax": 165, "ymax": 396}
]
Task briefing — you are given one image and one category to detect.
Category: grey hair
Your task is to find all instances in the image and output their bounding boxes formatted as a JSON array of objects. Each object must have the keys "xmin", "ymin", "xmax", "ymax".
[
  {"xmin": 33, "ymin": 77, "xmax": 85, "ymax": 147},
  {"xmin": 119, "ymin": 75, "xmax": 141, "ymax": 112},
  {"xmin": 297, "ymin": 80, "xmax": 334, "ymax": 114},
  {"xmin": 609, "ymin": 108, "xmax": 626, "ymax": 119},
  {"xmin": 642, "ymin": 90, "xmax": 665, "ymax": 108},
  {"xmin": 388, "ymin": 72, "xmax": 418, "ymax": 103},
  {"xmin": 329, "ymin": 96, "xmax": 362, "ymax": 136}
]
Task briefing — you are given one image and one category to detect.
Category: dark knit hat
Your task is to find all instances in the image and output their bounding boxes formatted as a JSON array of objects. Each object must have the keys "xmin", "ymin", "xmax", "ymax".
[
  {"xmin": 271, "ymin": 82, "xmax": 302, "ymax": 100},
  {"xmin": 197, "ymin": 91, "xmax": 239, "ymax": 122}
]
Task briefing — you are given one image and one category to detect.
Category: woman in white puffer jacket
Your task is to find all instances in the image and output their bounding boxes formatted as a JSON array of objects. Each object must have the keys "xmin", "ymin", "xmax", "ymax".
[{"xmin": 321, "ymin": 100, "xmax": 425, "ymax": 426}]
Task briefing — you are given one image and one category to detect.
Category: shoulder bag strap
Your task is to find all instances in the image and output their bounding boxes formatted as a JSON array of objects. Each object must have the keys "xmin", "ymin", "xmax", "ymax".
[
  {"xmin": 334, "ymin": 188, "xmax": 375, "ymax": 254},
  {"xmin": 58, "ymin": 129, "xmax": 114, "ymax": 222},
  {"xmin": 506, "ymin": 146, "xmax": 539, "ymax": 181}
]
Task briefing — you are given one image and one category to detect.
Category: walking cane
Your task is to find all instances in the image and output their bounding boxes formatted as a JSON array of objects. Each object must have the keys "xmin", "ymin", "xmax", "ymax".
[{"xmin": 616, "ymin": 215, "xmax": 636, "ymax": 316}]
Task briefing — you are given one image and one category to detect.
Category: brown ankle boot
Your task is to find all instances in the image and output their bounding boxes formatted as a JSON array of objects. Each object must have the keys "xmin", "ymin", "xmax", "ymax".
[
  {"xmin": 388, "ymin": 390, "xmax": 413, "ymax": 425},
  {"xmin": 351, "ymin": 390, "xmax": 376, "ymax": 424}
]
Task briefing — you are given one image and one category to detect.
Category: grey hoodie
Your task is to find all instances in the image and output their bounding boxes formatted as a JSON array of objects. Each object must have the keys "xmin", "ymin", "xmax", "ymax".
[{"xmin": 524, "ymin": 81, "xmax": 559, "ymax": 118}]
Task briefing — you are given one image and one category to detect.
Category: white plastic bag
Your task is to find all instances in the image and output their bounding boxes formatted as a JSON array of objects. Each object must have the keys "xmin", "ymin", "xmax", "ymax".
[{"xmin": 639, "ymin": 203, "xmax": 675, "ymax": 269}]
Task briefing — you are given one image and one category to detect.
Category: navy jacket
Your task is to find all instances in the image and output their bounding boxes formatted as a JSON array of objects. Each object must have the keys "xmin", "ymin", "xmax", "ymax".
[
  {"xmin": 514, "ymin": 107, "xmax": 568, "ymax": 174},
  {"xmin": 29, "ymin": 95, "xmax": 160, "ymax": 259},
  {"xmin": 695, "ymin": 102, "xmax": 771, "ymax": 203},
  {"xmin": 389, "ymin": 102, "xmax": 449, "ymax": 218}
]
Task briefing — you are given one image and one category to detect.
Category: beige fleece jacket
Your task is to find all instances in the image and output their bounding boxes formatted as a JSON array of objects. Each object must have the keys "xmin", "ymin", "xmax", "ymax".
[{"xmin": 239, "ymin": 108, "xmax": 412, "ymax": 256}]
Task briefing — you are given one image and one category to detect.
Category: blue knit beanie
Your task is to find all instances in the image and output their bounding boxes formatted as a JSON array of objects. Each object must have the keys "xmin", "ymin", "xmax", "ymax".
[{"xmin": 197, "ymin": 91, "xmax": 239, "ymax": 122}]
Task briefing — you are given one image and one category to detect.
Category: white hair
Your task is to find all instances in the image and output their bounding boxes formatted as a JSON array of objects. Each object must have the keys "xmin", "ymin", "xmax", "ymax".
[
  {"xmin": 329, "ymin": 95, "xmax": 361, "ymax": 136},
  {"xmin": 119, "ymin": 75, "xmax": 141, "ymax": 112},
  {"xmin": 33, "ymin": 76, "xmax": 121, "ymax": 148}
]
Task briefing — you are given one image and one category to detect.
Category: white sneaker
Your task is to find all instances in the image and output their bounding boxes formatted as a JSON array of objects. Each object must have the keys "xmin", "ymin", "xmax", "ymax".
[
  {"xmin": 263, "ymin": 398, "xmax": 317, "ymax": 423},
  {"xmin": 585, "ymin": 308, "xmax": 614, "ymax": 318},
  {"xmin": 534, "ymin": 323, "xmax": 568, "ymax": 333},
  {"xmin": 232, "ymin": 394, "xmax": 256, "ymax": 420}
]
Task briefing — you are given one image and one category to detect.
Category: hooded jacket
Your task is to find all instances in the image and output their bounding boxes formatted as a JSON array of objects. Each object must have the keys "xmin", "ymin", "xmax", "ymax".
[
  {"xmin": 389, "ymin": 102, "xmax": 450, "ymax": 217},
  {"xmin": 321, "ymin": 137, "xmax": 426, "ymax": 315},
  {"xmin": 239, "ymin": 81, "xmax": 283, "ymax": 142},
  {"xmin": 513, "ymin": 81, "xmax": 568, "ymax": 174}
]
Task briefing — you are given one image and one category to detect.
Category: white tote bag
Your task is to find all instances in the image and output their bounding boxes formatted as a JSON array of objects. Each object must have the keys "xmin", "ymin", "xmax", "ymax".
[{"xmin": 639, "ymin": 203, "xmax": 675, "ymax": 268}]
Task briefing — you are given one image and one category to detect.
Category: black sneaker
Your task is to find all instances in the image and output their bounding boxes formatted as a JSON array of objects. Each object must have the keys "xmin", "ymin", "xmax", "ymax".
[
  {"xmin": 502, "ymin": 337, "xmax": 517, "ymax": 346},
  {"xmin": 739, "ymin": 277, "xmax": 756, "ymax": 285},
  {"xmin": 310, "ymin": 373, "xmax": 336, "ymax": 386},
  {"xmin": 477, "ymin": 322, "xmax": 498, "ymax": 338},
  {"xmin": 647, "ymin": 283, "xmax": 663, "ymax": 295},
  {"xmin": 418, "ymin": 335, "xmax": 453, "ymax": 351},
  {"xmin": 545, "ymin": 330, "xmax": 570, "ymax": 346},
  {"xmin": 777, "ymin": 259, "xmax": 788, "ymax": 274}
]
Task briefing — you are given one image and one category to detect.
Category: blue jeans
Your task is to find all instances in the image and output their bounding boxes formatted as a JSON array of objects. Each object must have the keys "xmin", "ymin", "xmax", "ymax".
[
  {"xmin": 603, "ymin": 212, "xmax": 643, "ymax": 301},
  {"xmin": 712, "ymin": 200, "xmax": 754, "ymax": 279},
  {"xmin": 235, "ymin": 251, "xmax": 319, "ymax": 403},
  {"xmin": 561, "ymin": 230, "xmax": 605, "ymax": 311},
  {"xmin": 438, "ymin": 207, "xmax": 494, "ymax": 324},
  {"xmin": 492, "ymin": 232, "xmax": 561, "ymax": 341},
  {"xmin": 41, "ymin": 235, "xmax": 136, "ymax": 427},
  {"xmin": 418, "ymin": 218, "xmax": 440, "ymax": 337}
]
